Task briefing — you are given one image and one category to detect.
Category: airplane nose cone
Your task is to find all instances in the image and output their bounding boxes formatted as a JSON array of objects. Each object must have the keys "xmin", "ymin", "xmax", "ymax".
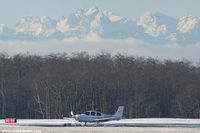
[{"xmin": 74, "ymin": 115, "xmax": 79, "ymax": 120}]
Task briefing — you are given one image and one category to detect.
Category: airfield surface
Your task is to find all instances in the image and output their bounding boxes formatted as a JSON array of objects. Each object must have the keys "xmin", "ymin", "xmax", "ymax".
[
  {"xmin": 0, "ymin": 125, "xmax": 200, "ymax": 133},
  {"xmin": 1, "ymin": 118, "xmax": 200, "ymax": 133}
]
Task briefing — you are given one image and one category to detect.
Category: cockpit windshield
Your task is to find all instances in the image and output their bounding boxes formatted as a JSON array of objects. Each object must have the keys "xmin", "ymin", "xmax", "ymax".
[
  {"xmin": 91, "ymin": 111, "xmax": 95, "ymax": 116},
  {"xmin": 84, "ymin": 111, "xmax": 101, "ymax": 116},
  {"xmin": 84, "ymin": 111, "xmax": 90, "ymax": 115}
]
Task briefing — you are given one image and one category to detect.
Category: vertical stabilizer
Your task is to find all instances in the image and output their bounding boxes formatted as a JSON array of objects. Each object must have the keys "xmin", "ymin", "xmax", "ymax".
[{"xmin": 114, "ymin": 106, "xmax": 124, "ymax": 118}]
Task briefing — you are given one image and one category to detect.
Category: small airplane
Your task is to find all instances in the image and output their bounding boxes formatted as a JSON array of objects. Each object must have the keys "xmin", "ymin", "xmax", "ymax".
[{"xmin": 70, "ymin": 106, "xmax": 124, "ymax": 125}]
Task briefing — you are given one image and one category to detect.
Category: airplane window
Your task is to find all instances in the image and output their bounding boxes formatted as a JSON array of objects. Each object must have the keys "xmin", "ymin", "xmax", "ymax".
[
  {"xmin": 97, "ymin": 112, "xmax": 101, "ymax": 116},
  {"xmin": 91, "ymin": 112, "xmax": 95, "ymax": 116},
  {"xmin": 85, "ymin": 112, "xmax": 90, "ymax": 115}
]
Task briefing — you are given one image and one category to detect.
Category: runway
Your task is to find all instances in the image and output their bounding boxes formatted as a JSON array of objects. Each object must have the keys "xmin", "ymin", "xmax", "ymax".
[
  {"xmin": 1, "ymin": 118, "xmax": 200, "ymax": 127},
  {"xmin": 0, "ymin": 118, "xmax": 200, "ymax": 130},
  {"xmin": 0, "ymin": 125, "xmax": 200, "ymax": 133},
  {"xmin": 1, "ymin": 118, "xmax": 200, "ymax": 133}
]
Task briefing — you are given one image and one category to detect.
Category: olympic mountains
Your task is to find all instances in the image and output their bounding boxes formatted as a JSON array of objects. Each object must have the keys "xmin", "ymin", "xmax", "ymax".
[{"xmin": 0, "ymin": 6, "xmax": 199, "ymax": 44}]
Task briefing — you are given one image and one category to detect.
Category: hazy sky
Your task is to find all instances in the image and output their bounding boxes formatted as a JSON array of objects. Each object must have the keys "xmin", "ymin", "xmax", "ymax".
[{"xmin": 0, "ymin": 0, "xmax": 200, "ymax": 25}]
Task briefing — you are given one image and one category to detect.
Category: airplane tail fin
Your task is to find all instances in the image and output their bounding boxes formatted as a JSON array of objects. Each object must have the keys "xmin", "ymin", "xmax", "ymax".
[{"xmin": 114, "ymin": 106, "xmax": 124, "ymax": 119}]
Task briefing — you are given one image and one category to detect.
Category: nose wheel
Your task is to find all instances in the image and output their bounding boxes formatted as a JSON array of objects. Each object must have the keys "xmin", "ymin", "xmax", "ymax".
[{"xmin": 81, "ymin": 122, "xmax": 87, "ymax": 126}]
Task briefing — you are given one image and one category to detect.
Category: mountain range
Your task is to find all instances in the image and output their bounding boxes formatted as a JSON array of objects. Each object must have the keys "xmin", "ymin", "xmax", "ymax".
[{"xmin": 0, "ymin": 6, "xmax": 199, "ymax": 44}]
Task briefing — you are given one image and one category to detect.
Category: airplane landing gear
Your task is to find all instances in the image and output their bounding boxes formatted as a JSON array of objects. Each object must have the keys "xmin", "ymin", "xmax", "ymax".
[{"xmin": 81, "ymin": 122, "xmax": 87, "ymax": 126}]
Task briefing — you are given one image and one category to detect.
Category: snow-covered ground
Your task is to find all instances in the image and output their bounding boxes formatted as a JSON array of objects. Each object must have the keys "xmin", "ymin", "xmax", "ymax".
[
  {"xmin": 0, "ymin": 126, "xmax": 200, "ymax": 133},
  {"xmin": 1, "ymin": 118, "xmax": 200, "ymax": 127},
  {"xmin": 1, "ymin": 118, "xmax": 200, "ymax": 133},
  {"xmin": 107, "ymin": 118, "xmax": 200, "ymax": 124}
]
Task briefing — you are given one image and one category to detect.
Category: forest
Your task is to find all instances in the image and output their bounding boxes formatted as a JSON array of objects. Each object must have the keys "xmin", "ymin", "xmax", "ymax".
[{"xmin": 0, "ymin": 52, "xmax": 200, "ymax": 119}]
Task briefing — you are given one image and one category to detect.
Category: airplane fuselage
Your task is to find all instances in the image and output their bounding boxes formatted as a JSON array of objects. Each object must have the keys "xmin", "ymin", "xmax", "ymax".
[
  {"xmin": 76, "ymin": 113, "xmax": 118, "ymax": 122},
  {"xmin": 72, "ymin": 106, "xmax": 124, "ymax": 123}
]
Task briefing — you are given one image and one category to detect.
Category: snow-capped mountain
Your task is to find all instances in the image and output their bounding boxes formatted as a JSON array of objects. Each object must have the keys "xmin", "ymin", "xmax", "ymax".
[
  {"xmin": 0, "ymin": 6, "xmax": 199, "ymax": 44},
  {"xmin": 177, "ymin": 16, "xmax": 199, "ymax": 34},
  {"xmin": 176, "ymin": 16, "xmax": 200, "ymax": 44},
  {"xmin": 13, "ymin": 16, "xmax": 61, "ymax": 40},
  {"xmin": 55, "ymin": 6, "xmax": 100, "ymax": 38},
  {"xmin": 55, "ymin": 6, "xmax": 134, "ymax": 39}
]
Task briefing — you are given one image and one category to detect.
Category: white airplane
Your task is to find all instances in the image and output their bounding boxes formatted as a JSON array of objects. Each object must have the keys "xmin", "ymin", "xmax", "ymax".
[{"xmin": 70, "ymin": 106, "xmax": 124, "ymax": 125}]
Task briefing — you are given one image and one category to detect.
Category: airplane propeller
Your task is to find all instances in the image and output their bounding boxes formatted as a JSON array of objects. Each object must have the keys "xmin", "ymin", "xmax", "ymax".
[{"xmin": 70, "ymin": 111, "xmax": 75, "ymax": 118}]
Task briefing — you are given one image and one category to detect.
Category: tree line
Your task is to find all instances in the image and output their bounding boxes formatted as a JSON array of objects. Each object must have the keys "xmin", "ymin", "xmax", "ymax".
[{"xmin": 0, "ymin": 52, "xmax": 200, "ymax": 119}]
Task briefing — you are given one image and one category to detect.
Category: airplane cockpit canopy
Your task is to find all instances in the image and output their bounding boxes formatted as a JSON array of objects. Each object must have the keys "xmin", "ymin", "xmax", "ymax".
[
  {"xmin": 84, "ymin": 111, "xmax": 90, "ymax": 116},
  {"xmin": 84, "ymin": 111, "xmax": 102, "ymax": 116}
]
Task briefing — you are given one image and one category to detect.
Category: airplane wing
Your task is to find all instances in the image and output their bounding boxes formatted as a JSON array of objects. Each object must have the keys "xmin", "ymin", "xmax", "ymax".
[{"xmin": 94, "ymin": 117, "xmax": 117, "ymax": 122}]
